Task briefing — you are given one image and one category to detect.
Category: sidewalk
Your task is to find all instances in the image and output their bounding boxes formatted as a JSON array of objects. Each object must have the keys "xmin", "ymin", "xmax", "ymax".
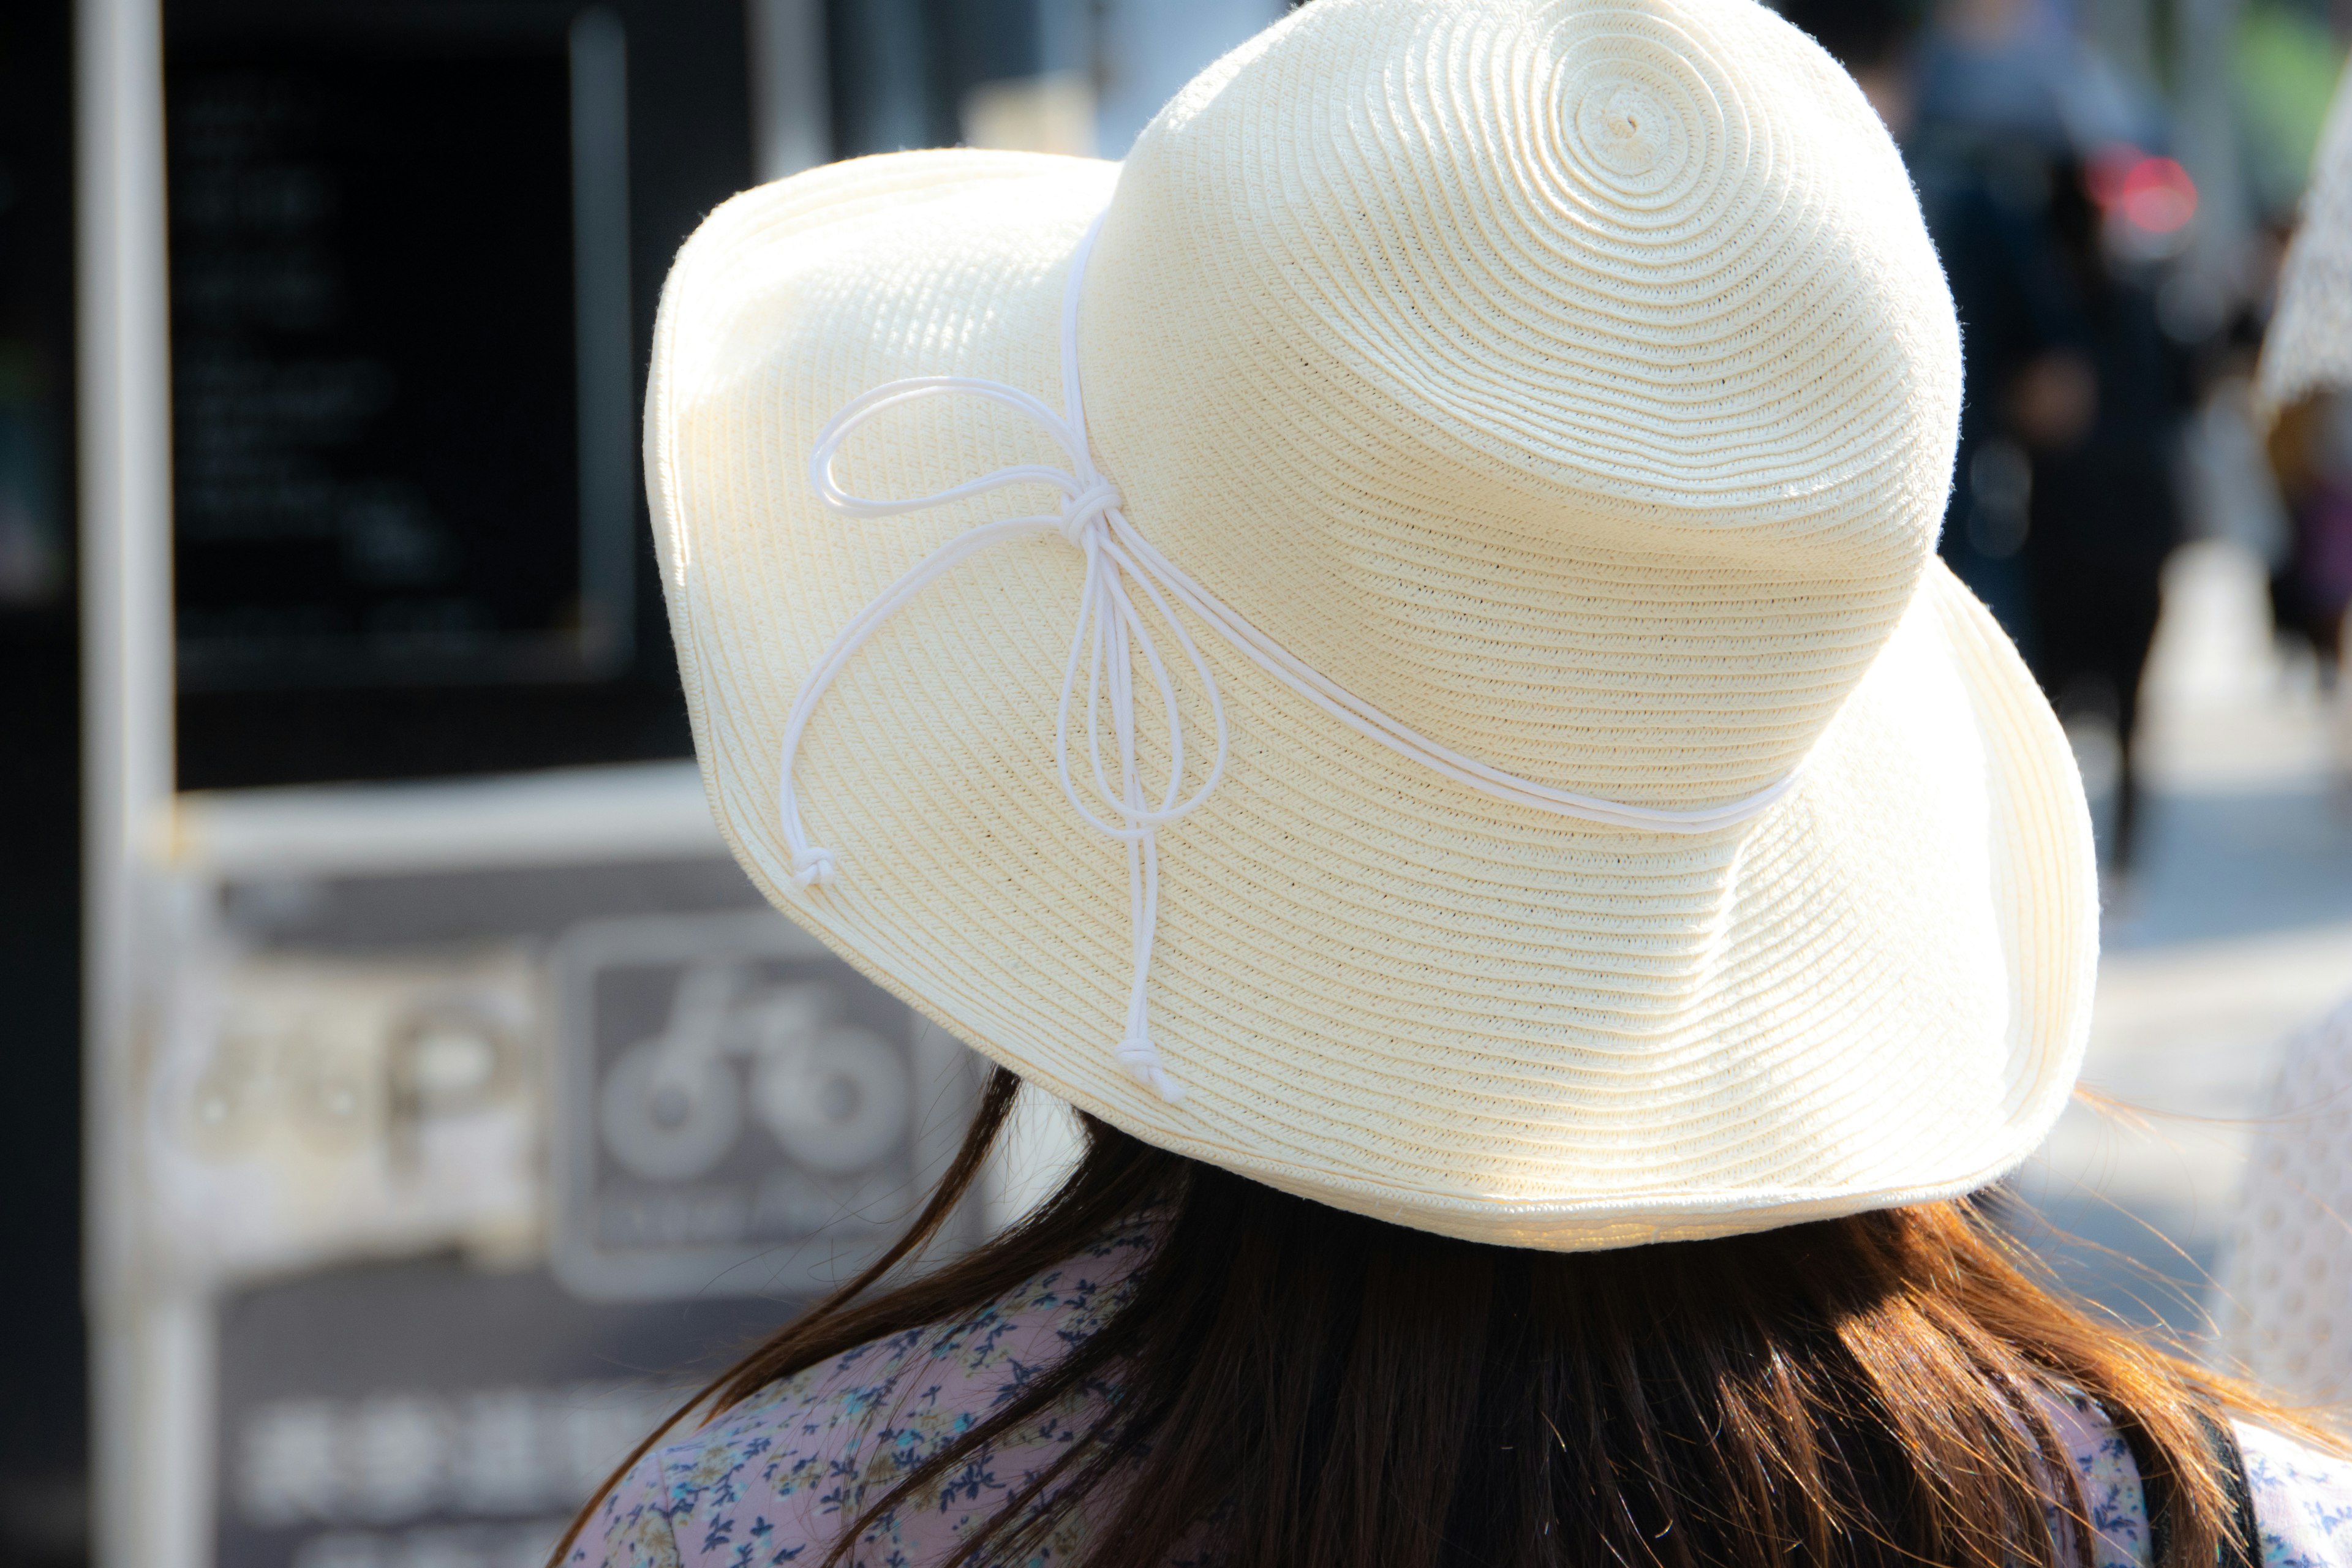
[{"xmin": 2013, "ymin": 540, "xmax": 2352, "ymax": 1335}]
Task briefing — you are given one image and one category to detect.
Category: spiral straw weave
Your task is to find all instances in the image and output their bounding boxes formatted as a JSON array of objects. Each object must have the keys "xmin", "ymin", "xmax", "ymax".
[{"xmin": 646, "ymin": 0, "xmax": 2098, "ymax": 1248}]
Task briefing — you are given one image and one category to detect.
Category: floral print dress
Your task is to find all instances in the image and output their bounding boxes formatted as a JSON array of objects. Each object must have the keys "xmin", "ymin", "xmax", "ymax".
[{"xmin": 574, "ymin": 1223, "xmax": 2352, "ymax": 1568}]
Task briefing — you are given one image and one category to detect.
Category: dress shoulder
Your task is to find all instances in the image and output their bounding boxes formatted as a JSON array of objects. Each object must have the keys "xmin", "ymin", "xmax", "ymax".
[
  {"xmin": 575, "ymin": 1447, "xmax": 687, "ymax": 1568},
  {"xmin": 2035, "ymin": 1395, "xmax": 2352, "ymax": 1568},
  {"xmin": 2240, "ymin": 1419, "xmax": 2352, "ymax": 1568},
  {"xmin": 567, "ymin": 1221, "xmax": 1156, "ymax": 1568}
]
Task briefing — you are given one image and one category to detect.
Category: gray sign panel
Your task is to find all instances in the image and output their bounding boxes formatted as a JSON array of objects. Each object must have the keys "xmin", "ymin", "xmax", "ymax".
[
  {"xmin": 552, "ymin": 908, "xmax": 981, "ymax": 1300},
  {"xmin": 213, "ymin": 1256, "xmax": 783, "ymax": 1568}
]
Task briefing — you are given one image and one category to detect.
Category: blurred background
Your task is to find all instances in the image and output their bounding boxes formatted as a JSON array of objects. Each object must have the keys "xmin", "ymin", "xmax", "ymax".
[{"xmin": 6, "ymin": 0, "xmax": 2351, "ymax": 1562}]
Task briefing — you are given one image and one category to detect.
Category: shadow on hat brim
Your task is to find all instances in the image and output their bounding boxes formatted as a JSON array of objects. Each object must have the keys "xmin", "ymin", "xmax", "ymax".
[{"xmin": 647, "ymin": 150, "xmax": 2098, "ymax": 1251}]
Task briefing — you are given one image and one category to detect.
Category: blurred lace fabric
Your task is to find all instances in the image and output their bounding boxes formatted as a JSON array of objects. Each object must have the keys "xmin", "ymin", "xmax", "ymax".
[
  {"xmin": 2261, "ymin": 81, "xmax": 2352, "ymax": 423},
  {"xmin": 2217, "ymin": 995, "xmax": 2352, "ymax": 1408}
]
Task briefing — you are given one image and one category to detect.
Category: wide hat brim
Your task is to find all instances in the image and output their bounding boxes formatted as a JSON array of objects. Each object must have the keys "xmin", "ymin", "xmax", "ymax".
[{"xmin": 647, "ymin": 149, "xmax": 2098, "ymax": 1251}]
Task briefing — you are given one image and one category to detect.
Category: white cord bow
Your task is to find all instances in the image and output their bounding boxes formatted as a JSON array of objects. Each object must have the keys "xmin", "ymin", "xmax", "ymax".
[{"xmin": 778, "ymin": 214, "xmax": 1802, "ymax": 1105}]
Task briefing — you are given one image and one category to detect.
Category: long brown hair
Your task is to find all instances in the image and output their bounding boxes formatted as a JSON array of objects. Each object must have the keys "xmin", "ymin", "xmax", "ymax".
[{"xmin": 557, "ymin": 1070, "xmax": 2305, "ymax": 1568}]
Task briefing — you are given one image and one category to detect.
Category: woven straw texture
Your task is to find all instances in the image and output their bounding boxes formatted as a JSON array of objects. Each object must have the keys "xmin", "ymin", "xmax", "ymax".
[
  {"xmin": 645, "ymin": 0, "xmax": 2099, "ymax": 1248},
  {"xmin": 2261, "ymin": 79, "xmax": 2352, "ymax": 420}
]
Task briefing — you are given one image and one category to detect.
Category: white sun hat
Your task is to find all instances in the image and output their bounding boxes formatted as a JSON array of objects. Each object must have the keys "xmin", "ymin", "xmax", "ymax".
[{"xmin": 644, "ymin": 0, "xmax": 2097, "ymax": 1250}]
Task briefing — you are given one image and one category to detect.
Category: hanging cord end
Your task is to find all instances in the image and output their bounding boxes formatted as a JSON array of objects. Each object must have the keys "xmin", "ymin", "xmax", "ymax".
[
  {"xmin": 1115, "ymin": 1029, "xmax": 1185, "ymax": 1104},
  {"xmin": 790, "ymin": 846, "xmax": 839, "ymax": 891}
]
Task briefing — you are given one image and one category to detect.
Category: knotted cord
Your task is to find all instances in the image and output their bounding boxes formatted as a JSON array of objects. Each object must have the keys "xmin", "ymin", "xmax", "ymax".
[{"xmin": 779, "ymin": 214, "xmax": 1801, "ymax": 1104}]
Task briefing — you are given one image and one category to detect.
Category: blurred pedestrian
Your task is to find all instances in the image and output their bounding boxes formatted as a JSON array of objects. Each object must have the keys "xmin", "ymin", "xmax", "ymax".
[
  {"xmin": 2017, "ymin": 153, "xmax": 2196, "ymax": 873},
  {"xmin": 1915, "ymin": 132, "xmax": 2078, "ymax": 663},
  {"xmin": 562, "ymin": 1, "xmax": 2352, "ymax": 1564},
  {"xmin": 1906, "ymin": 0, "xmax": 2103, "ymax": 657},
  {"xmin": 1779, "ymin": 0, "xmax": 2071, "ymax": 649},
  {"xmin": 1882, "ymin": 0, "xmax": 2195, "ymax": 872}
]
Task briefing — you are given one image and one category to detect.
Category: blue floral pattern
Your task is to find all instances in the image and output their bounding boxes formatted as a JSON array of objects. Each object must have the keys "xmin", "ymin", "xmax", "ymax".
[
  {"xmin": 575, "ymin": 1234, "xmax": 2352, "ymax": 1568},
  {"xmin": 2037, "ymin": 1394, "xmax": 2352, "ymax": 1568},
  {"xmin": 2242, "ymin": 1423, "xmax": 2352, "ymax": 1568},
  {"xmin": 573, "ymin": 1219, "xmax": 1155, "ymax": 1568}
]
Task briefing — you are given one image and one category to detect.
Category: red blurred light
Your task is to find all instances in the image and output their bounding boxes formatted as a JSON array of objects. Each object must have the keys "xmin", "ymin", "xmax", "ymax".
[
  {"xmin": 2119, "ymin": 156, "xmax": 2196, "ymax": 233},
  {"xmin": 2086, "ymin": 145, "xmax": 2197, "ymax": 234}
]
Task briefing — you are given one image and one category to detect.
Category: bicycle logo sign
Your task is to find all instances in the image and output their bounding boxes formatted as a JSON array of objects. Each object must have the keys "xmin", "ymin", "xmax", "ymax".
[{"xmin": 551, "ymin": 910, "xmax": 978, "ymax": 1300}]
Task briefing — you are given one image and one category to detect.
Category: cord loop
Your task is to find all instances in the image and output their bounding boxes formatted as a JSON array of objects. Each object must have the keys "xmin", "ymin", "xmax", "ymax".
[{"xmin": 777, "ymin": 213, "xmax": 1804, "ymax": 1105}]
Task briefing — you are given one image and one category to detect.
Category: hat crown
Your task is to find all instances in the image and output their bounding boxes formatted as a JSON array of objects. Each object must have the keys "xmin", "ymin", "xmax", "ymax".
[
  {"xmin": 1079, "ymin": 0, "xmax": 1963, "ymax": 807},
  {"xmin": 644, "ymin": 0, "xmax": 2092, "ymax": 1245}
]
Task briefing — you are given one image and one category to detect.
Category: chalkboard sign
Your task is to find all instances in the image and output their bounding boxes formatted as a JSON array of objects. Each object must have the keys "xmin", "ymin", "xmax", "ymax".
[{"xmin": 166, "ymin": 13, "xmax": 635, "ymax": 691}]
